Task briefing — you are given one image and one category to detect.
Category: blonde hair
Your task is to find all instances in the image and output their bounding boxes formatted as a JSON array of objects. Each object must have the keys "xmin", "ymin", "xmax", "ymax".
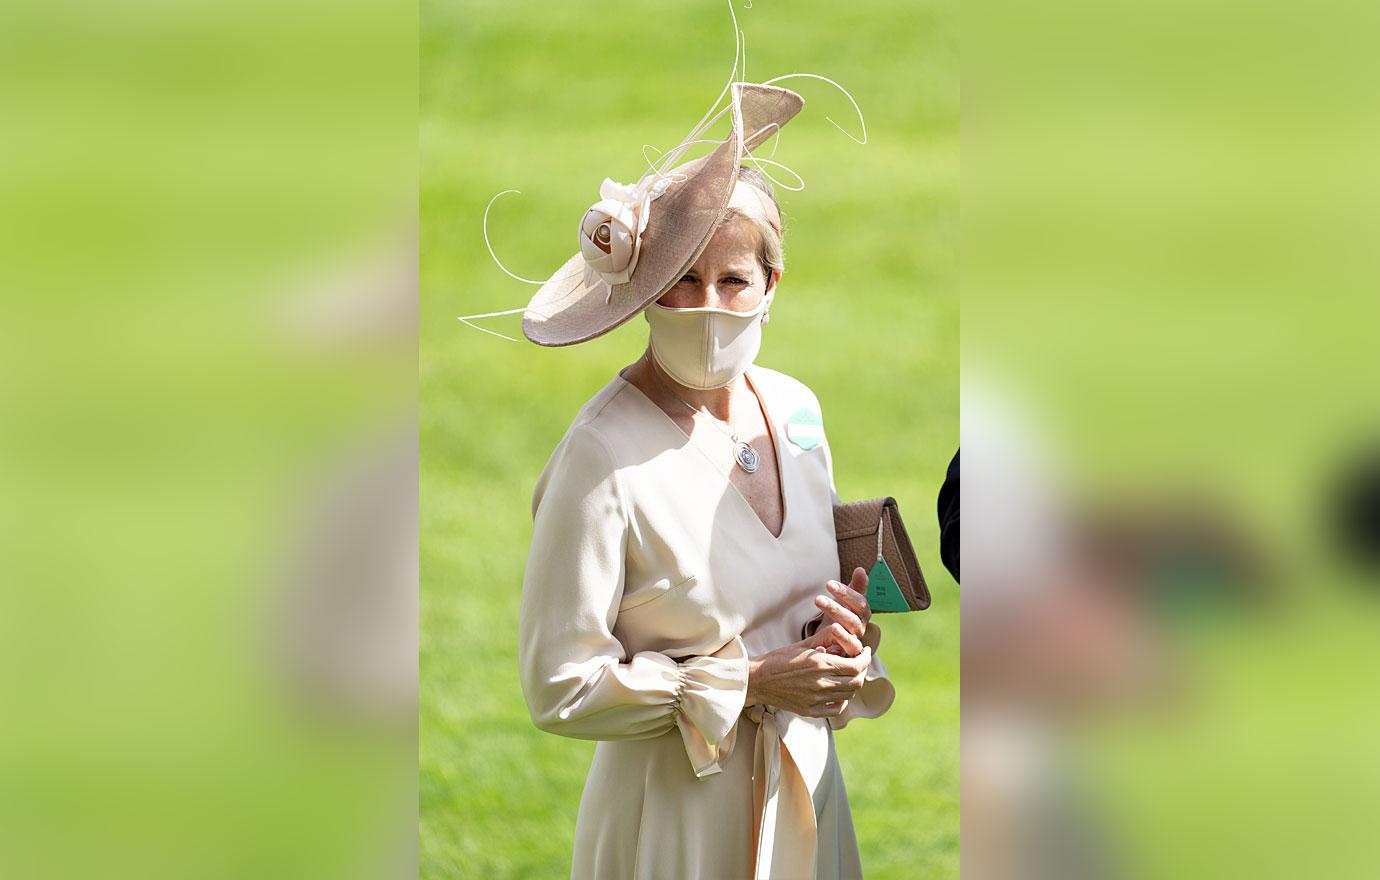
[{"xmin": 724, "ymin": 166, "xmax": 784, "ymax": 282}]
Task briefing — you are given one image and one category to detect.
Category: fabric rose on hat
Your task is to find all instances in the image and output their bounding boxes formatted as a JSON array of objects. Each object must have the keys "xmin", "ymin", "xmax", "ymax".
[{"xmin": 578, "ymin": 177, "xmax": 653, "ymax": 288}]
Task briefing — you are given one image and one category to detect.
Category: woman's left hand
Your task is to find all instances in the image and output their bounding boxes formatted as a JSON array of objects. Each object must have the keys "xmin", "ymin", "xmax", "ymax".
[{"xmin": 811, "ymin": 566, "xmax": 872, "ymax": 656}]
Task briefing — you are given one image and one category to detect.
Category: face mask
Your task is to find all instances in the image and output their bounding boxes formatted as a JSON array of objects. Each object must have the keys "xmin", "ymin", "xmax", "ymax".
[{"xmin": 644, "ymin": 290, "xmax": 774, "ymax": 390}]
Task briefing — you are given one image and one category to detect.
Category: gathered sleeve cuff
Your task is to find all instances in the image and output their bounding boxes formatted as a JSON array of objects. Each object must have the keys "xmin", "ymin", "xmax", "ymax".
[
  {"xmin": 525, "ymin": 636, "xmax": 749, "ymax": 777},
  {"xmin": 828, "ymin": 620, "xmax": 896, "ymax": 729},
  {"xmin": 670, "ymin": 636, "xmax": 750, "ymax": 776}
]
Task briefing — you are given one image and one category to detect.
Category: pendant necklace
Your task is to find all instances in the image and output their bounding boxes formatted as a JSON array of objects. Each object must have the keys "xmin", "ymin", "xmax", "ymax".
[{"xmin": 652, "ymin": 369, "xmax": 760, "ymax": 474}]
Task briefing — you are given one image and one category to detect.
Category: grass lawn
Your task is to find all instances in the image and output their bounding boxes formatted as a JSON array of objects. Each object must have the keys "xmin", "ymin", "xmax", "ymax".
[{"xmin": 421, "ymin": 1, "xmax": 957, "ymax": 876}]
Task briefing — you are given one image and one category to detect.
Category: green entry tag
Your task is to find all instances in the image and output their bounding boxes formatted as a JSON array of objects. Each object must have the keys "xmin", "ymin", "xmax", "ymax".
[
  {"xmin": 785, "ymin": 408, "xmax": 824, "ymax": 451},
  {"xmin": 867, "ymin": 556, "xmax": 911, "ymax": 612}
]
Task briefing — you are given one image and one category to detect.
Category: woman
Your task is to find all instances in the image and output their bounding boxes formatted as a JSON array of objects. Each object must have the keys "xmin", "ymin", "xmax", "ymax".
[{"xmin": 510, "ymin": 84, "xmax": 895, "ymax": 879}]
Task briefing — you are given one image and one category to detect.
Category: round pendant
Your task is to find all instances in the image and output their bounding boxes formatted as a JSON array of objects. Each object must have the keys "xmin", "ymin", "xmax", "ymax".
[{"xmin": 735, "ymin": 441, "xmax": 759, "ymax": 473}]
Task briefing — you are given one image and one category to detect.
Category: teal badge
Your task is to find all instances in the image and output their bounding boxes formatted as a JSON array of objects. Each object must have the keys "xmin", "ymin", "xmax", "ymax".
[
  {"xmin": 866, "ymin": 556, "xmax": 911, "ymax": 612},
  {"xmin": 785, "ymin": 408, "xmax": 824, "ymax": 451}
]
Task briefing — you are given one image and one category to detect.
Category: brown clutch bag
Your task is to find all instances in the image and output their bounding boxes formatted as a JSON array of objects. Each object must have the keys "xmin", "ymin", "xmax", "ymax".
[{"xmin": 833, "ymin": 496, "xmax": 931, "ymax": 613}]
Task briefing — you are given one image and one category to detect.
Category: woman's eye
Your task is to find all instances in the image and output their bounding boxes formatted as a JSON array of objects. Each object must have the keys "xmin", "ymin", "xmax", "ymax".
[
  {"xmin": 676, "ymin": 275, "xmax": 696, "ymax": 285},
  {"xmin": 723, "ymin": 277, "xmax": 748, "ymax": 286}
]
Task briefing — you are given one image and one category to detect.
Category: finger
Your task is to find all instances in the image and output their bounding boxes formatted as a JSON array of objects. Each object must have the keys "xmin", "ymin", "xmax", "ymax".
[
  {"xmin": 809, "ymin": 640, "xmax": 845, "ymax": 657},
  {"xmin": 823, "ymin": 645, "xmax": 872, "ymax": 674},
  {"xmin": 826, "ymin": 578, "xmax": 871, "ymax": 620},
  {"xmin": 812, "ymin": 685, "xmax": 854, "ymax": 704},
  {"xmin": 823, "ymin": 621, "xmax": 863, "ymax": 656},
  {"xmin": 815, "ymin": 595, "xmax": 864, "ymax": 635},
  {"xmin": 849, "ymin": 566, "xmax": 869, "ymax": 594},
  {"xmin": 821, "ymin": 683, "xmax": 860, "ymax": 700},
  {"xmin": 846, "ymin": 568, "xmax": 872, "ymax": 622}
]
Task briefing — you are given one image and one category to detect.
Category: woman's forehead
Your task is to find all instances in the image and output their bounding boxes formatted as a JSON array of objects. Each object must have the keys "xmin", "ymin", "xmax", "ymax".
[{"xmin": 693, "ymin": 220, "xmax": 761, "ymax": 270}]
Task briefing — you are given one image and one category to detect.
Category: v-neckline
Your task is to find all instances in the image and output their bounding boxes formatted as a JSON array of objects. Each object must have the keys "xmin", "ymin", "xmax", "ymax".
[{"xmin": 616, "ymin": 366, "xmax": 791, "ymax": 542}]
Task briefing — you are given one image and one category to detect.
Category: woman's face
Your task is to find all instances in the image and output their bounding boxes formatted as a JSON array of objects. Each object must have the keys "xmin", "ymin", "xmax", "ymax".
[{"xmin": 656, "ymin": 185, "xmax": 780, "ymax": 312}]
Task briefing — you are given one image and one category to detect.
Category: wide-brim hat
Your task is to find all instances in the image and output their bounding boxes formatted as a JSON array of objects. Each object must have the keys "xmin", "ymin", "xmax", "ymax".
[{"xmin": 521, "ymin": 82, "xmax": 804, "ymax": 347}]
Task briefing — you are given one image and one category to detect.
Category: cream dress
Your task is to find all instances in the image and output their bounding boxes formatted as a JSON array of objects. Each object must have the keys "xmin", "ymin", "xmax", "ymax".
[{"xmin": 519, "ymin": 364, "xmax": 895, "ymax": 880}]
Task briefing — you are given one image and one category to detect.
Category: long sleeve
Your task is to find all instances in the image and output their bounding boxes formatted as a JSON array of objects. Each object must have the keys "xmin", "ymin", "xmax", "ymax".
[
  {"xmin": 517, "ymin": 425, "xmax": 749, "ymax": 777},
  {"xmin": 810, "ymin": 396, "xmax": 896, "ymax": 728},
  {"xmin": 801, "ymin": 396, "xmax": 842, "ymax": 641},
  {"xmin": 937, "ymin": 449, "xmax": 960, "ymax": 582},
  {"xmin": 821, "ymin": 412, "xmax": 843, "ymax": 507}
]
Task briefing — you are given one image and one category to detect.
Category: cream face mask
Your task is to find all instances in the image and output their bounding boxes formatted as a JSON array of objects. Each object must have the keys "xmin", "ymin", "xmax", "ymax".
[{"xmin": 644, "ymin": 290, "xmax": 774, "ymax": 390}]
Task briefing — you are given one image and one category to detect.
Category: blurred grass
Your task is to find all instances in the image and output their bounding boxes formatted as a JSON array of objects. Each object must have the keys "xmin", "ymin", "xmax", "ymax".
[
  {"xmin": 963, "ymin": 0, "xmax": 1380, "ymax": 877},
  {"xmin": 1, "ymin": 0, "xmax": 417, "ymax": 877},
  {"xmin": 420, "ymin": 1, "xmax": 957, "ymax": 877}
]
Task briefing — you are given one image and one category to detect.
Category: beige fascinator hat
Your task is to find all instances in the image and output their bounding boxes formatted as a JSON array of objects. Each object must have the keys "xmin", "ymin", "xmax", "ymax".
[
  {"xmin": 521, "ymin": 83, "xmax": 802, "ymax": 347},
  {"xmin": 460, "ymin": 3, "xmax": 866, "ymax": 346}
]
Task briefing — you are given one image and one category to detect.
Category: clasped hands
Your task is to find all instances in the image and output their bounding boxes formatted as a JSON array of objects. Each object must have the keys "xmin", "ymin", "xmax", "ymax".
[{"xmin": 745, "ymin": 567, "xmax": 875, "ymax": 718}]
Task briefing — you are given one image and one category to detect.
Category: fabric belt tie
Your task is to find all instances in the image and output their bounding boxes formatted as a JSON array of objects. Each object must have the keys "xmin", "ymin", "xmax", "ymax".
[{"xmin": 746, "ymin": 704, "xmax": 817, "ymax": 880}]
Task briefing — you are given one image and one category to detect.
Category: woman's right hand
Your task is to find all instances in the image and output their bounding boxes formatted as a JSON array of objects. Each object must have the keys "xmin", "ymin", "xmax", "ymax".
[{"xmin": 745, "ymin": 642, "xmax": 872, "ymax": 717}]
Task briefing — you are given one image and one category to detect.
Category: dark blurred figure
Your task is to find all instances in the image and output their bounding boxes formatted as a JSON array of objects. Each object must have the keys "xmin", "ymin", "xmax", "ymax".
[
  {"xmin": 937, "ymin": 449, "xmax": 960, "ymax": 582},
  {"xmin": 1333, "ymin": 445, "xmax": 1380, "ymax": 573}
]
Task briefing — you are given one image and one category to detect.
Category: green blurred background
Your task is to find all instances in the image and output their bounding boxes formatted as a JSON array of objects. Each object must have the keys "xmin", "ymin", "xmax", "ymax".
[
  {"xmin": 420, "ymin": 0, "xmax": 958, "ymax": 876},
  {"xmin": 1, "ymin": 0, "xmax": 417, "ymax": 876},
  {"xmin": 964, "ymin": 0, "xmax": 1380, "ymax": 876}
]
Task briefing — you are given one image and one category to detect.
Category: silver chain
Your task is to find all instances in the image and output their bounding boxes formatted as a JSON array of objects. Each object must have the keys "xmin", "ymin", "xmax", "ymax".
[{"xmin": 650, "ymin": 367, "xmax": 760, "ymax": 474}]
